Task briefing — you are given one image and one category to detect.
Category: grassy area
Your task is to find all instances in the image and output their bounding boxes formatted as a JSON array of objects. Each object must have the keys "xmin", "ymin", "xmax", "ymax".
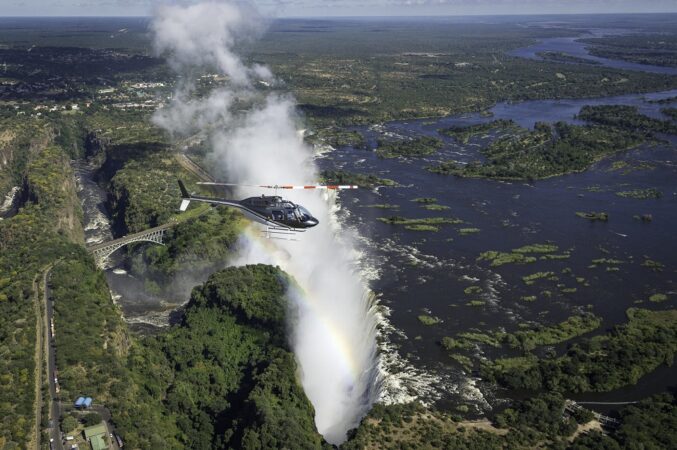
[
  {"xmin": 641, "ymin": 259, "xmax": 665, "ymax": 271},
  {"xmin": 477, "ymin": 243, "xmax": 558, "ymax": 267},
  {"xmin": 411, "ymin": 197, "xmax": 437, "ymax": 204},
  {"xmin": 405, "ymin": 224, "xmax": 439, "ymax": 232},
  {"xmin": 466, "ymin": 300, "xmax": 486, "ymax": 307},
  {"xmin": 522, "ymin": 271, "xmax": 557, "ymax": 285},
  {"xmin": 459, "ymin": 228, "xmax": 481, "ymax": 235},
  {"xmin": 616, "ymin": 188, "xmax": 663, "ymax": 199},
  {"xmin": 418, "ymin": 314, "xmax": 442, "ymax": 326},
  {"xmin": 649, "ymin": 293, "xmax": 669, "ymax": 303},
  {"xmin": 422, "ymin": 204, "xmax": 450, "ymax": 211},
  {"xmin": 464, "ymin": 286, "xmax": 482, "ymax": 295},
  {"xmin": 378, "ymin": 216, "xmax": 464, "ymax": 227},
  {"xmin": 576, "ymin": 211, "xmax": 609, "ymax": 221}
]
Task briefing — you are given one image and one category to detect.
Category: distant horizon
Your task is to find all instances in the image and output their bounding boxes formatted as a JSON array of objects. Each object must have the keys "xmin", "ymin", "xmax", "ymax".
[{"xmin": 2, "ymin": 11, "xmax": 677, "ymax": 19}]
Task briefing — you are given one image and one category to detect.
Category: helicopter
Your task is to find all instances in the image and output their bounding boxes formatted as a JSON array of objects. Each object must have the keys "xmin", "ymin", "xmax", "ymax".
[{"xmin": 177, "ymin": 180, "xmax": 358, "ymax": 236}]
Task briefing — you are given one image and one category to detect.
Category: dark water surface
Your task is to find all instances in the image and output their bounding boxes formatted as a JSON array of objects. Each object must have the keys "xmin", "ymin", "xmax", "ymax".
[
  {"xmin": 508, "ymin": 33, "xmax": 677, "ymax": 75},
  {"xmin": 318, "ymin": 89, "xmax": 677, "ymax": 410}
]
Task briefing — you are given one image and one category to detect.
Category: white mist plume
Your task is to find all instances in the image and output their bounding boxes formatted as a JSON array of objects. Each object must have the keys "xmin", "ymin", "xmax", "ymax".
[
  {"xmin": 151, "ymin": 1, "xmax": 380, "ymax": 444},
  {"xmin": 152, "ymin": 1, "xmax": 271, "ymax": 86}
]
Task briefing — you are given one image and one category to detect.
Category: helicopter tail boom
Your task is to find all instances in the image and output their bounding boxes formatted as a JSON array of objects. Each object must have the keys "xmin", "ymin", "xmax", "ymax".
[
  {"xmin": 197, "ymin": 181, "xmax": 358, "ymax": 190},
  {"xmin": 178, "ymin": 180, "xmax": 191, "ymax": 211}
]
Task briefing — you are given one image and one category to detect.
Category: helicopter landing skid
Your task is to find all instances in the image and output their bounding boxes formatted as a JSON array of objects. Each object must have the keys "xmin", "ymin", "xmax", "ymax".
[{"xmin": 261, "ymin": 226, "xmax": 303, "ymax": 241}]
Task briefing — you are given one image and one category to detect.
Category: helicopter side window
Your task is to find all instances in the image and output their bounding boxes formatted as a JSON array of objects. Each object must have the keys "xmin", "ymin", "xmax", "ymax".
[{"xmin": 272, "ymin": 210, "xmax": 284, "ymax": 221}]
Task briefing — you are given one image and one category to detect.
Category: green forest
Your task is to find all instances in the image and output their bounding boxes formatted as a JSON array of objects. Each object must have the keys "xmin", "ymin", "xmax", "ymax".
[
  {"xmin": 0, "ymin": 142, "xmax": 84, "ymax": 447},
  {"xmin": 482, "ymin": 308, "xmax": 677, "ymax": 392},
  {"xmin": 107, "ymin": 265, "xmax": 326, "ymax": 449},
  {"xmin": 429, "ymin": 121, "xmax": 648, "ymax": 180}
]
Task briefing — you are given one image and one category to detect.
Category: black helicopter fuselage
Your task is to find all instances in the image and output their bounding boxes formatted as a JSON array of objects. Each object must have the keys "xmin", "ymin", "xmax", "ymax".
[
  {"xmin": 178, "ymin": 180, "xmax": 319, "ymax": 231},
  {"xmin": 239, "ymin": 195, "xmax": 319, "ymax": 229}
]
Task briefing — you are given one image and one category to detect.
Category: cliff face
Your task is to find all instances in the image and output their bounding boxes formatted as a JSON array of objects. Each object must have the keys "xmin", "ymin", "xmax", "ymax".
[
  {"xmin": 23, "ymin": 145, "xmax": 84, "ymax": 244},
  {"xmin": 83, "ymin": 131, "xmax": 110, "ymax": 164},
  {"xmin": 0, "ymin": 122, "xmax": 53, "ymax": 199}
]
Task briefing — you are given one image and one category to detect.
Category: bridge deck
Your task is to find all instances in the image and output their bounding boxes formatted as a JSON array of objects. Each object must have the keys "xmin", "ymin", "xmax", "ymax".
[{"xmin": 87, "ymin": 222, "xmax": 175, "ymax": 252}]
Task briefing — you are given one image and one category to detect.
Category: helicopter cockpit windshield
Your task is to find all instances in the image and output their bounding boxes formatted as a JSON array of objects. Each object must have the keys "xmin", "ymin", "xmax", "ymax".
[{"xmin": 297, "ymin": 205, "xmax": 312, "ymax": 221}]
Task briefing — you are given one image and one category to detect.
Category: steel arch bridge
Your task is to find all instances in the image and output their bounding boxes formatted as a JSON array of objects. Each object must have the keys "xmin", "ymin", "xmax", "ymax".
[{"xmin": 87, "ymin": 224, "xmax": 172, "ymax": 268}]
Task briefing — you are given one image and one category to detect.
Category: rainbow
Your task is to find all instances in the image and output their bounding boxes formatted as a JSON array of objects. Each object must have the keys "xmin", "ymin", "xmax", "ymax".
[{"xmin": 239, "ymin": 225, "xmax": 363, "ymax": 383}]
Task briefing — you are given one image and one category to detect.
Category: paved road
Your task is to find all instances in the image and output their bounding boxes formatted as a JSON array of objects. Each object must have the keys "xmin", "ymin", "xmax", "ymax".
[
  {"xmin": 31, "ymin": 270, "xmax": 44, "ymax": 450},
  {"xmin": 44, "ymin": 265, "xmax": 64, "ymax": 450}
]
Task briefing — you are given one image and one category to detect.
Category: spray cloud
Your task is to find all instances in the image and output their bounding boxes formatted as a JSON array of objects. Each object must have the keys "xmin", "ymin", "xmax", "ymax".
[{"xmin": 151, "ymin": 1, "xmax": 380, "ymax": 443}]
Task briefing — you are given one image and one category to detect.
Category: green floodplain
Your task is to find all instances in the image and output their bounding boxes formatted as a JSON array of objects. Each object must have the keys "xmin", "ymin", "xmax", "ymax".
[{"xmin": 0, "ymin": 14, "xmax": 676, "ymax": 450}]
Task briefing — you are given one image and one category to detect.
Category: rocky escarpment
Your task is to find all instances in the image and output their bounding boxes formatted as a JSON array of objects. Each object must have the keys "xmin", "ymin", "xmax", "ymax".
[
  {"xmin": 22, "ymin": 145, "xmax": 85, "ymax": 244},
  {"xmin": 0, "ymin": 120, "xmax": 54, "ymax": 201}
]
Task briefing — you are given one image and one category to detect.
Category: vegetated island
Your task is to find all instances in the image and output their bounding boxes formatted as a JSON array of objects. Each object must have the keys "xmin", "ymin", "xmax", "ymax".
[
  {"xmin": 438, "ymin": 119, "xmax": 518, "ymax": 144},
  {"xmin": 535, "ymin": 51, "xmax": 601, "ymax": 65},
  {"xmin": 378, "ymin": 215, "xmax": 464, "ymax": 232},
  {"xmin": 319, "ymin": 169, "xmax": 398, "ymax": 188},
  {"xmin": 376, "ymin": 136, "xmax": 443, "ymax": 158},
  {"xmin": 428, "ymin": 107, "xmax": 667, "ymax": 180},
  {"xmin": 579, "ymin": 35, "xmax": 677, "ymax": 68},
  {"xmin": 577, "ymin": 104, "xmax": 677, "ymax": 134}
]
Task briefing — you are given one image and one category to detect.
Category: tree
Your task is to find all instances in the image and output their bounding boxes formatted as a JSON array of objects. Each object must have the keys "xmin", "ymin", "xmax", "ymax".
[
  {"xmin": 61, "ymin": 415, "xmax": 78, "ymax": 434},
  {"xmin": 83, "ymin": 412, "xmax": 102, "ymax": 427}
]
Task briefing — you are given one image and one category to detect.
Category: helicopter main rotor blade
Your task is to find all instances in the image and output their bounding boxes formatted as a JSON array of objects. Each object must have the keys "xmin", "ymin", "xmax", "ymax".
[{"xmin": 197, "ymin": 182, "xmax": 358, "ymax": 190}]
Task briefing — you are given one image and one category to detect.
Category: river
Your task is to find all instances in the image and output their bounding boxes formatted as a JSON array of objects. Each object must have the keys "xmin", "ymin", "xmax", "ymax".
[
  {"xmin": 317, "ymin": 87, "xmax": 677, "ymax": 413},
  {"xmin": 508, "ymin": 29, "xmax": 677, "ymax": 75}
]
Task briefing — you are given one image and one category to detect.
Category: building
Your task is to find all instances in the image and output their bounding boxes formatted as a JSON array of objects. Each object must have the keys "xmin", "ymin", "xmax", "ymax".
[{"xmin": 83, "ymin": 423, "xmax": 108, "ymax": 450}]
